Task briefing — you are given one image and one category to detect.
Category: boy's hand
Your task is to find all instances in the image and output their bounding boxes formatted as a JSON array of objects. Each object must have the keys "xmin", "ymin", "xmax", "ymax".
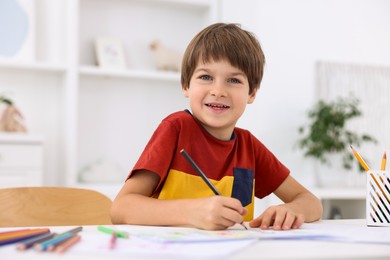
[
  {"xmin": 249, "ymin": 204, "xmax": 305, "ymax": 230},
  {"xmin": 188, "ymin": 196, "xmax": 247, "ymax": 230}
]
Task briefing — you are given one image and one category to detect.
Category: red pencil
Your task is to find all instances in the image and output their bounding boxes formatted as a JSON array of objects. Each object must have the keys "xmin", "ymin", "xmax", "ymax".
[{"xmin": 109, "ymin": 233, "xmax": 116, "ymax": 249}]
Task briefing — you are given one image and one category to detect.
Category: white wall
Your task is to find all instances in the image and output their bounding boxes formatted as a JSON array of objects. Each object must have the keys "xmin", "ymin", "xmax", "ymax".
[{"xmin": 220, "ymin": 0, "xmax": 390, "ymax": 187}]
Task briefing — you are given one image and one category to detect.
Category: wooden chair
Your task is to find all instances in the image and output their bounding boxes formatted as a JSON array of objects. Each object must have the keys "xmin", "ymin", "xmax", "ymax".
[{"xmin": 0, "ymin": 187, "xmax": 113, "ymax": 227}]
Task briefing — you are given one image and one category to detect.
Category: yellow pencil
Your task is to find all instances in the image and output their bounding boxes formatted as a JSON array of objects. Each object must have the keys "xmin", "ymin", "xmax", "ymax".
[
  {"xmin": 381, "ymin": 151, "xmax": 387, "ymax": 171},
  {"xmin": 350, "ymin": 145, "xmax": 370, "ymax": 171}
]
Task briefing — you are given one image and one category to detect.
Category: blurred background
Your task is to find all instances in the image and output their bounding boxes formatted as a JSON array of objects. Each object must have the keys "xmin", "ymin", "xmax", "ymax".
[{"xmin": 1, "ymin": 0, "xmax": 389, "ymax": 219}]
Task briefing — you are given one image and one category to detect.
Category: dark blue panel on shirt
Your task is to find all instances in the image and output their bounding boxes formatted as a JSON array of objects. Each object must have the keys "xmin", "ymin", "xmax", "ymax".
[{"xmin": 232, "ymin": 168, "xmax": 254, "ymax": 207}]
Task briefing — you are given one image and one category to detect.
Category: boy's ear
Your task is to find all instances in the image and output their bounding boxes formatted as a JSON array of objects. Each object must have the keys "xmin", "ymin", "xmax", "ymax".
[
  {"xmin": 182, "ymin": 85, "xmax": 189, "ymax": 98},
  {"xmin": 247, "ymin": 89, "xmax": 257, "ymax": 104}
]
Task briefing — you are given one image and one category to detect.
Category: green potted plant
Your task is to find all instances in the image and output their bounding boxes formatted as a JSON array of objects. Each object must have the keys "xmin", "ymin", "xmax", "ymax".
[{"xmin": 297, "ymin": 96, "xmax": 376, "ymax": 173}]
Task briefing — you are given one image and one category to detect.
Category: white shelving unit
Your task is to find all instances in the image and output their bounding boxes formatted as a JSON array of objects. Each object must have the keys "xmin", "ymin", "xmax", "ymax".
[
  {"xmin": 72, "ymin": 0, "xmax": 218, "ymax": 198},
  {"xmin": 312, "ymin": 187, "xmax": 366, "ymax": 219},
  {"xmin": 0, "ymin": 0, "xmax": 218, "ymax": 197},
  {"xmin": 0, "ymin": 133, "xmax": 44, "ymax": 188}
]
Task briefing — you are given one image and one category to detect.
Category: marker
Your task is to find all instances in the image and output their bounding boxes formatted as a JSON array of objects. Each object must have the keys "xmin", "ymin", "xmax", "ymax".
[{"xmin": 180, "ymin": 149, "xmax": 248, "ymax": 230}]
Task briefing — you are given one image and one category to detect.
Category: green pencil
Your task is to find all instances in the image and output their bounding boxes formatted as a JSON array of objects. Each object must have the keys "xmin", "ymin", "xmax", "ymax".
[{"xmin": 97, "ymin": 226, "xmax": 129, "ymax": 238}]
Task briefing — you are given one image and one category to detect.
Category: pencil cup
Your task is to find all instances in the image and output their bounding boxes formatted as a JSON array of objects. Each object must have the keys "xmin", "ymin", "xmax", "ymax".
[{"xmin": 366, "ymin": 170, "xmax": 390, "ymax": 227}]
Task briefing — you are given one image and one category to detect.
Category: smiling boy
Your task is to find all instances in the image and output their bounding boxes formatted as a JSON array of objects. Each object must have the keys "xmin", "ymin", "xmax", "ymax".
[{"xmin": 111, "ymin": 23, "xmax": 322, "ymax": 230}]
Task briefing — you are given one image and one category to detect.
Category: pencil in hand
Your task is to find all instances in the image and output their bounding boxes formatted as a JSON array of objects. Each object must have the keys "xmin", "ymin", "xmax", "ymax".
[{"xmin": 180, "ymin": 149, "xmax": 248, "ymax": 230}]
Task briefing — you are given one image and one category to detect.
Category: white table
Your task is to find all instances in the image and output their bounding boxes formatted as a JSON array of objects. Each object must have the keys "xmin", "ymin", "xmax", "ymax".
[
  {"xmin": 1, "ymin": 219, "xmax": 389, "ymax": 259},
  {"xmin": 234, "ymin": 220, "xmax": 390, "ymax": 259}
]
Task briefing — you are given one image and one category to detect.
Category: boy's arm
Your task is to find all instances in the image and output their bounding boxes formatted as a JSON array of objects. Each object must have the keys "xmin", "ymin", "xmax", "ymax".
[
  {"xmin": 249, "ymin": 175, "xmax": 323, "ymax": 230},
  {"xmin": 110, "ymin": 170, "xmax": 247, "ymax": 230}
]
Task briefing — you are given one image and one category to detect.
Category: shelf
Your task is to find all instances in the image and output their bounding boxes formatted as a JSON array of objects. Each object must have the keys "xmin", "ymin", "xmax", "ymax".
[
  {"xmin": 79, "ymin": 66, "xmax": 180, "ymax": 82},
  {"xmin": 0, "ymin": 60, "xmax": 66, "ymax": 74},
  {"xmin": 311, "ymin": 187, "xmax": 365, "ymax": 200},
  {"xmin": 0, "ymin": 133, "xmax": 44, "ymax": 144},
  {"xmin": 153, "ymin": 0, "xmax": 214, "ymax": 9}
]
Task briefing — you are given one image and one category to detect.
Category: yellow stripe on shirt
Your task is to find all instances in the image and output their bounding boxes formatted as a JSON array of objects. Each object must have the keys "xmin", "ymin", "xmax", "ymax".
[{"xmin": 158, "ymin": 169, "xmax": 254, "ymax": 221}]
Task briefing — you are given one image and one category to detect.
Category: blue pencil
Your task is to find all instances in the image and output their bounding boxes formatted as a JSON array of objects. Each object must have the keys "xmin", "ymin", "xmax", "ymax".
[{"xmin": 34, "ymin": 226, "xmax": 82, "ymax": 251}]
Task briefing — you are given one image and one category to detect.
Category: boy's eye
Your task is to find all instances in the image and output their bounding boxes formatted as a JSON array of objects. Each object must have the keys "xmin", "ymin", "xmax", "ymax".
[
  {"xmin": 228, "ymin": 78, "xmax": 241, "ymax": 84},
  {"xmin": 200, "ymin": 75, "xmax": 212, "ymax": 81}
]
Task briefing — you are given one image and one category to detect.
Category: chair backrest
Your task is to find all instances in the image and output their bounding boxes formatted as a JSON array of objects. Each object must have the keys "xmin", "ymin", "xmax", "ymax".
[{"xmin": 0, "ymin": 187, "xmax": 112, "ymax": 227}]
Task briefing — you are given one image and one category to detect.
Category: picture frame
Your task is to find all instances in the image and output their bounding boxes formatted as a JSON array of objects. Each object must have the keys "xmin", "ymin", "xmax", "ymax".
[{"xmin": 94, "ymin": 37, "xmax": 126, "ymax": 69}]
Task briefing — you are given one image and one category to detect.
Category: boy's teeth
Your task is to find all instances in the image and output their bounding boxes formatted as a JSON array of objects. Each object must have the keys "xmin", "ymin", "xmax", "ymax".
[{"xmin": 207, "ymin": 104, "xmax": 228, "ymax": 108}]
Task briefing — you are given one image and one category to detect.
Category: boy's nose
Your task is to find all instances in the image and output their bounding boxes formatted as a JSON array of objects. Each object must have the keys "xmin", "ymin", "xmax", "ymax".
[{"xmin": 210, "ymin": 82, "xmax": 227, "ymax": 97}]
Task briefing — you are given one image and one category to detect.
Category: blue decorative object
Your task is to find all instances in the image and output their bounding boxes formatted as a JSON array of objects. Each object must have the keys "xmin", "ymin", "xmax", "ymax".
[{"xmin": 0, "ymin": 0, "xmax": 29, "ymax": 57}]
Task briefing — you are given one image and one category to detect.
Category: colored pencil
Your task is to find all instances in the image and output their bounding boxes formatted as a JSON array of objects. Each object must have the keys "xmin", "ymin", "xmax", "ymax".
[
  {"xmin": 180, "ymin": 149, "xmax": 248, "ymax": 230},
  {"xmin": 36, "ymin": 232, "xmax": 75, "ymax": 251},
  {"xmin": 0, "ymin": 229, "xmax": 31, "ymax": 236},
  {"xmin": 0, "ymin": 228, "xmax": 49, "ymax": 239},
  {"xmin": 108, "ymin": 233, "xmax": 116, "ymax": 249},
  {"xmin": 16, "ymin": 232, "xmax": 56, "ymax": 250},
  {"xmin": 381, "ymin": 151, "xmax": 387, "ymax": 171},
  {"xmin": 350, "ymin": 145, "xmax": 370, "ymax": 171},
  {"xmin": 55, "ymin": 235, "xmax": 81, "ymax": 253},
  {"xmin": 97, "ymin": 226, "xmax": 129, "ymax": 238},
  {"xmin": 35, "ymin": 226, "xmax": 82, "ymax": 251},
  {"xmin": 0, "ymin": 228, "xmax": 50, "ymax": 246},
  {"xmin": 180, "ymin": 149, "xmax": 221, "ymax": 195}
]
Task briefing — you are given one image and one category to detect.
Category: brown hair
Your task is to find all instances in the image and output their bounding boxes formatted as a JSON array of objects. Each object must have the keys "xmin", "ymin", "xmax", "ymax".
[{"xmin": 181, "ymin": 23, "xmax": 265, "ymax": 95}]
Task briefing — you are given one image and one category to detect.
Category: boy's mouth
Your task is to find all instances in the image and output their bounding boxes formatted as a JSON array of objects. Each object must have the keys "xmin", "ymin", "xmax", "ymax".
[{"xmin": 205, "ymin": 103, "xmax": 230, "ymax": 109}]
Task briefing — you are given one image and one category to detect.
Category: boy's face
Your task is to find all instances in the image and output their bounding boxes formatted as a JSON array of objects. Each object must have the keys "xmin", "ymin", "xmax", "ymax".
[{"xmin": 183, "ymin": 59, "xmax": 256, "ymax": 140}]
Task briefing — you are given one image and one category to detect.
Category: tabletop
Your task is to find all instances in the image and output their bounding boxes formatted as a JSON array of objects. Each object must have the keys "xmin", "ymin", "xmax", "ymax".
[{"xmin": 1, "ymin": 219, "xmax": 390, "ymax": 260}]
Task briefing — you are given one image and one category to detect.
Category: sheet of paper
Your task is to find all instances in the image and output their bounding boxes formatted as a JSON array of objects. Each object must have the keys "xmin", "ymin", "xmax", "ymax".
[
  {"xmin": 107, "ymin": 225, "xmax": 333, "ymax": 243},
  {"xmin": 301, "ymin": 220, "xmax": 390, "ymax": 244},
  {"xmin": 73, "ymin": 231, "xmax": 257, "ymax": 259},
  {"xmin": 68, "ymin": 225, "xmax": 333, "ymax": 259}
]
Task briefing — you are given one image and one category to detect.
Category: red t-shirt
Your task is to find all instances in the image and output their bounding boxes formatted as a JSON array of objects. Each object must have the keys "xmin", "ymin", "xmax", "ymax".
[{"xmin": 129, "ymin": 110, "xmax": 290, "ymax": 220}]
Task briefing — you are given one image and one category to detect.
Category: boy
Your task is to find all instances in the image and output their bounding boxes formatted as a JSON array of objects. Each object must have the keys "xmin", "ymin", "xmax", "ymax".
[{"xmin": 111, "ymin": 23, "xmax": 323, "ymax": 230}]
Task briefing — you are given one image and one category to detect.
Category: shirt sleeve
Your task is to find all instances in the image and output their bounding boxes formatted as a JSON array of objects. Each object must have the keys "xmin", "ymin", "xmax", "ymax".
[
  {"xmin": 127, "ymin": 119, "xmax": 179, "ymax": 191},
  {"xmin": 254, "ymin": 138, "xmax": 290, "ymax": 199}
]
